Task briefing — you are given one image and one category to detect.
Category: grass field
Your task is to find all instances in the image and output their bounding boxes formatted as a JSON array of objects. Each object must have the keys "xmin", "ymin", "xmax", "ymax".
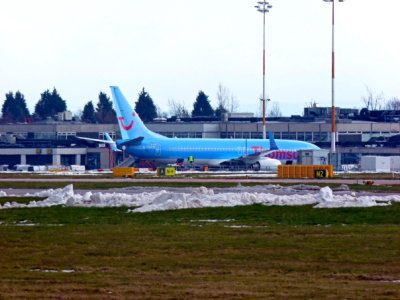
[{"xmin": 1, "ymin": 203, "xmax": 400, "ymax": 299}]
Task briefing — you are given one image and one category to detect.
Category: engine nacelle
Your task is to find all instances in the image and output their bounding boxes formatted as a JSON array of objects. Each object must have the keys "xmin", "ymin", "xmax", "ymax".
[{"xmin": 252, "ymin": 157, "xmax": 281, "ymax": 171}]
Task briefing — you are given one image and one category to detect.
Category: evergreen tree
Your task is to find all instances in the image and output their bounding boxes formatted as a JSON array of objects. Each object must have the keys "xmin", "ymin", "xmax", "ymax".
[
  {"xmin": 192, "ymin": 91, "xmax": 214, "ymax": 117},
  {"xmin": 34, "ymin": 88, "xmax": 67, "ymax": 119},
  {"xmin": 34, "ymin": 90, "xmax": 51, "ymax": 119},
  {"xmin": 51, "ymin": 88, "xmax": 67, "ymax": 114},
  {"xmin": 2, "ymin": 92, "xmax": 15, "ymax": 122},
  {"xmin": 81, "ymin": 101, "xmax": 96, "ymax": 123},
  {"xmin": 214, "ymin": 104, "xmax": 228, "ymax": 118},
  {"xmin": 135, "ymin": 88, "xmax": 157, "ymax": 122},
  {"xmin": 95, "ymin": 92, "xmax": 116, "ymax": 123},
  {"xmin": 2, "ymin": 91, "xmax": 30, "ymax": 122},
  {"xmin": 14, "ymin": 91, "xmax": 30, "ymax": 121}
]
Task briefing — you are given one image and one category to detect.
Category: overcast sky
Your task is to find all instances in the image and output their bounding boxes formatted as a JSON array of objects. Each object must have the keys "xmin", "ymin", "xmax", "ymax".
[{"xmin": 1, "ymin": 0, "xmax": 399, "ymax": 117}]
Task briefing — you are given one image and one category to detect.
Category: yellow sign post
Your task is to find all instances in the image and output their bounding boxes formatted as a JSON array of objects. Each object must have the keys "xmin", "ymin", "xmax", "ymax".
[
  {"xmin": 157, "ymin": 167, "xmax": 176, "ymax": 176},
  {"xmin": 314, "ymin": 169, "xmax": 328, "ymax": 179}
]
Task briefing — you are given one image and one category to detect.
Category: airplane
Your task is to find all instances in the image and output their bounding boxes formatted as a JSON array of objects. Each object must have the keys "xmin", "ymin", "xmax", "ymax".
[{"xmin": 79, "ymin": 86, "xmax": 320, "ymax": 170}]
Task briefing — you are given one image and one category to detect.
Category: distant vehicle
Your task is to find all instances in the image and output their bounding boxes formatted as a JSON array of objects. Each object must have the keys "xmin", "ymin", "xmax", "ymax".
[{"xmin": 78, "ymin": 87, "xmax": 319, "ymax": 170}]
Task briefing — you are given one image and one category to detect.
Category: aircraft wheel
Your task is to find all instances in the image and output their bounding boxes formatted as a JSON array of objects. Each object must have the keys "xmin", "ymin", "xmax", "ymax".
[{"xmin": 253, "ymin": 162, "xmax": 261, "ymax": 171}]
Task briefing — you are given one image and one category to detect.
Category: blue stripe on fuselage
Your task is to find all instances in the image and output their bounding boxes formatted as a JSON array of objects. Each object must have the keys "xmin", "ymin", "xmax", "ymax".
[{"xmin": 124, "ymin": 138, "xmax": 318, "ymax": 161}]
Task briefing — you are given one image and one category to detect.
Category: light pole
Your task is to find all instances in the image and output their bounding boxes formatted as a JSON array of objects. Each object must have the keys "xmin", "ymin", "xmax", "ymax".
[
  {"xmin": 323, "ymin": 0, "xmax": 345, "ymax": 154},
  {"xmin": 254, "ymin": 1, "xmax": 272, "ymax": 140}
]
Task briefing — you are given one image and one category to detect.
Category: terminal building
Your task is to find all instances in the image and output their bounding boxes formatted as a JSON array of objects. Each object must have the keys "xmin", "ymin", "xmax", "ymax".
[{"xmin": 0, "ymin": 106, "xmax": 398, "ymax": 169}]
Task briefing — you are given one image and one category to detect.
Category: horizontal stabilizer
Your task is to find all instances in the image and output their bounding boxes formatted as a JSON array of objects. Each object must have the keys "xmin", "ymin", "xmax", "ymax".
[
  {"xmin": 76, "ymin": 136, "xmax": 114, "ymax": 144},
  {"xmin": 76, "ymin": 135, "xmax": 122, "ymax": 152},
  {"xmin": 117, "ymin": 136, "xmax": 144, "ymax": 149}
]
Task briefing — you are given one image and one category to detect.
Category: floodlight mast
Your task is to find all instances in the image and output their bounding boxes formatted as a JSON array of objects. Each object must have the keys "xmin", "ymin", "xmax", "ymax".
[
  {"xmin": 254, "ymin": 1, "xmax": 272, "ymax": 140},
  {"xmin": 323, "ymin": 0, "xmax": 345, "ymax": 154}
]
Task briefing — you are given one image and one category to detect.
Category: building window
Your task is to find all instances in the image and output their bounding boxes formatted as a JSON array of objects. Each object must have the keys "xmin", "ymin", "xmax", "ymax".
[
  {"xmin": 61, "ymin": 154, "xmax": 76, "ymax": 165},
  {"xmin": 87, "ymin": 153, "xmax": 100, "ymax": 169},
  {"xmin": 159, "ymin": 132, "xmax": 173, "ymax": 138},
  {"xmin": 251, "ymin": 132, "xmax": 262, "ymax": 139},
  {"xmin": 313, "ymin": 132, "xmax": 321, "ymax": 141},
  {"xmin": 297, "ymin": 132, "xmax": 305, "ymax": 141},
  {"xmin": 235, "ymin": 132, "xmax": 243, "ymax": 139},
  {"xmin": 226, "ymin": 132, "xmax": 234, "ymax": 139},
  {"xmin": 99, "ymin": 132, "xmax": 116, "ymax": 139},
  {"xmin": 174, "ymin": 132, "xmax": 188, "ymax": 138},
  {"xmin": 282, "ymin": 132, "xmax": 290, "ymax": 139},
  {"xmin": 37, "ymin": 132, "xmax": 56, "ymax": 139},
  {"xmin": 13, "ymin": 132, "xmax": 28, "ymax": 138},
  {"xmin": 57, "ymin": 132, "xmax": 76, "ymax": 139},
  {"xmin": 305, "ymin": 132, "xmax": 313, "ymax": 141}
]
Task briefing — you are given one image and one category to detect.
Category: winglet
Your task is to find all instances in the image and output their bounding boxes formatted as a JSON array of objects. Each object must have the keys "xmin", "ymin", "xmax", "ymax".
[{"xmin": 268, "ymin": 131, "xmax": 279, "ymax": 150}]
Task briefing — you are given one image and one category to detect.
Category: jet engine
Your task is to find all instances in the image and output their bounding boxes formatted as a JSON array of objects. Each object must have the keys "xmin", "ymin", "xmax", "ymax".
[{"xmin": 252, "ymin": 157, "xmax": 281, "ymax": 171}]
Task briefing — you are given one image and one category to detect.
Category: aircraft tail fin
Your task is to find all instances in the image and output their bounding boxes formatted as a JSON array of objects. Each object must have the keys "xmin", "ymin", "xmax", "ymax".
[
  {"xmin": 268, "ymin": 131, "xmax": 279, "ymax": 150},
  {"xmin": 110, "ymin": 86, "xmax": 161, "ymax": 140}
]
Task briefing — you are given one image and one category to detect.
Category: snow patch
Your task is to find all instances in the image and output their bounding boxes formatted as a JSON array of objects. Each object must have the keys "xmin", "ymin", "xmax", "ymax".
[
  {"xmin": 1, "ymin": 185, "xmax": 400, "ymax": 212},
  {"xmin": 30, "ymin": 269, "xmax": 75, "ymax": 273},
  {"xmin": 190, "ymin": 219, "xmax": 235, "ymax": 223}
]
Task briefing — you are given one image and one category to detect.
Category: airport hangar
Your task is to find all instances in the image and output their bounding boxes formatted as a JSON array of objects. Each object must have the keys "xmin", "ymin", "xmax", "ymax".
[{"xmin": 0, "ymin": 107, "xmax": 398, "ymax": 169}]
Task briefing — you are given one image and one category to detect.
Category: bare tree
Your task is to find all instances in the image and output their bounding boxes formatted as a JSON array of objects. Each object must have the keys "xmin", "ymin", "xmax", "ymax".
[
  {"xmin": 305, "ymin": 100, "xmax": 318, "ymax": 108},
  {"xmin": 384, "ymin": 97, "xmax": 400, "ymax": 110},
  {"xmin": 74, "ymin": 109, "xmax": 83, "ymax": 121},
  {"xmin": 156, "ymin": 105, "xmax": 168, "ymax": 118},
  {"xmin": 362, "ymin": 86, "xmax": 385, "ymax": 110},
  {"xmin": 267, "ymin": 102, "xmax": 282, "ymax": 118},
  {"xmin": 168, "ymin": 99, "xmax": 190, "ymax": 118},
  {"xmin": 216, "ymin": 84, "xmax": 239, "ymax": 114}
]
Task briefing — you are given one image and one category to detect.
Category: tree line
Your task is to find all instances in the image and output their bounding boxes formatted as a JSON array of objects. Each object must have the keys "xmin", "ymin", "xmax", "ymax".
[
  {"xmin": 1, "ymin": 88, "xmax": 118, "ymax": 124},
  {"xmin": 4, "ymin": 85, "xmax": 397, "ymax": 124},
  {"xmin": 0, "ymin": 84, "xmax": 240, "ymax": 124},
  {"xmin": 362, "ymin": 87, "xmax": 400, "ymax": 111}
]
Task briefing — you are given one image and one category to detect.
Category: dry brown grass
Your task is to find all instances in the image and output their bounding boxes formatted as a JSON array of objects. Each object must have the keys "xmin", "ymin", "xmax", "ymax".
[{"xmin": 1, "ymin": 221, "xmax": 400, "ymax": 299}]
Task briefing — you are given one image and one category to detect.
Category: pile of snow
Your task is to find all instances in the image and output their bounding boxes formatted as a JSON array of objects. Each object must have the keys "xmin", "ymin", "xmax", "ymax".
[
  {"xmin": 315, "ymin": 186, "xmax": 392, "ymax": 208},
  {"xmin": 1, "ymin": 184, "xmax": 400, "ymax": 212}
]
